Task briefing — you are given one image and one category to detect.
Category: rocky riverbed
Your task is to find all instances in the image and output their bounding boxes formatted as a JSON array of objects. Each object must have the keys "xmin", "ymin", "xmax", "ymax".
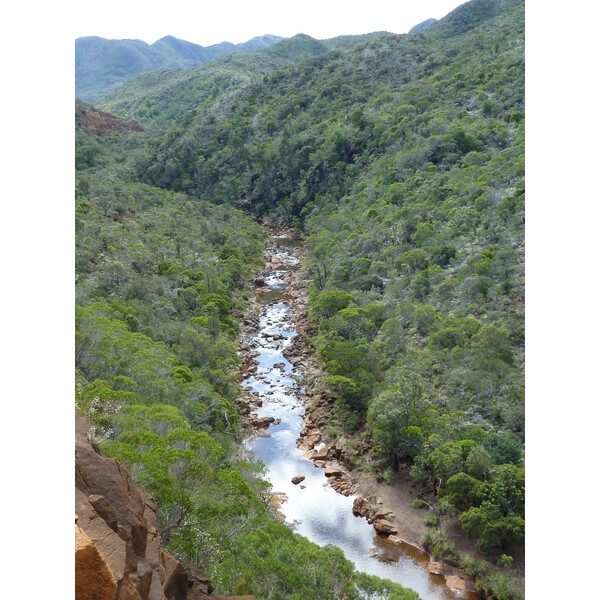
[{"xmin": 236, "ymin": 228, "xmax": 479, "ymax": 600}]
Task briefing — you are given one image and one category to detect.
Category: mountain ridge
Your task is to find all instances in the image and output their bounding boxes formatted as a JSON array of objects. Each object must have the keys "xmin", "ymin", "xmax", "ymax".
[
  {"xmin": 75, "ymin": 33, "xmax": 285, "ymax": 103},
  {"xmin": 408, "ymin": 18, "xmax": 438, "ymax": 33}
]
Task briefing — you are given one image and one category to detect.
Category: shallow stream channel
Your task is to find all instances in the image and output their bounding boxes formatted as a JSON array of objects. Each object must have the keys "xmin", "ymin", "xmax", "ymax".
[{"xmin": 241, "ymin": 234, "xmax": 477, "ymax": 600}]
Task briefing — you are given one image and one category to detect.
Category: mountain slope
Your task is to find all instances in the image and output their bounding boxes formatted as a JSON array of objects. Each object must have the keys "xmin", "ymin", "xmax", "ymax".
[
  {"xmin": 98, "ymin": 33, "xmax": 391, "ymax": 129},
  {"xmin": 408, "ymin": 18, "xmax": 438, "ymax": 33},
  {"xmin": 75, "ymin": 33, "xmax": 284, "ymax": 103},
  {"xmin": 426, "ymin": 0, "xmax": 522, "ymax": 38},
  {"xmin": 78, "ymin": 0, "xmax": 525, "ymax": 596}
]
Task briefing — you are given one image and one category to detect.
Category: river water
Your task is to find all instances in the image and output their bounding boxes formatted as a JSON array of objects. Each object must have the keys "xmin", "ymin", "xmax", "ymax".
[{"xmin": 243, "ymin": 236, "xmax": 477, "ymax": 600}]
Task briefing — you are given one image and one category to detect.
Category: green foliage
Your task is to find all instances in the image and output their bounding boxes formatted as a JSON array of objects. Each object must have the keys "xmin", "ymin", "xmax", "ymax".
[
  {"xmin": 76, "ymin": 0, "xmax": 525, "ymax": 591},
  {"xmin": 482, "ymin": 434, "xmax": 523, "ymax": 466},
  {"xmin": 497, "ymin": 554, "xmax": 514, "ymax": 568},
  {"xmin": 421, "ymin": 529, "xmax": 460, "ymax": 564},
  {"xmin": 461, "ymin": 555, "xmax": 523, "ymax": 600},
  {"xmin": 442, "ymin": 472, "xmax": 482, "ymax": 511},
  {"xmin": 367, "ymin": 373, "xmax": 427, "ymax": 469},
  {"xmin": 466, "ymin": 444, "xmax": 493, "ymax": 479},
  {"xmin": 423, "ymin": 513, "xmax": 438, "ymax": 527},
  {"xmin": 413, "ymin": 305, "xmax": 437, "ymax": 334},
  {"xmin": 310, "ymin": 289, "xmax": 354, "ymax": 318},
  {"xmin": 458, "ymin": 464, "xmax": 524, "ymax": 554},
  {"xmin": 173, "ymin": 365, "xmax": 193, "ymax": 383}
]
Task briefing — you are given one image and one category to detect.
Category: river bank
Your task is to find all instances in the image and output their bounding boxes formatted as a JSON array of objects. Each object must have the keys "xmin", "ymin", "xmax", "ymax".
[{"xmin": 236, "ymin": 227, "xmax": 482, "ymax": 599}]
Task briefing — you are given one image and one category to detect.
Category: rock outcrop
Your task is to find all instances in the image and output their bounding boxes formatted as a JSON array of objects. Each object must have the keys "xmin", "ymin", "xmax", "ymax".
[
  {"xmin": 445, "ymin": 575, "xmax": 466, "ymax": 592},
  {"xmin": 428, "ymin": 562, "xmax": 444, "ymax": 575},
  {"xmin": 75, "ymin": 407, "xmax": 253, "ymax": 600},
  {"xmin": 373, "ymin": 519, "xmax": 398, "ymax": 535}
]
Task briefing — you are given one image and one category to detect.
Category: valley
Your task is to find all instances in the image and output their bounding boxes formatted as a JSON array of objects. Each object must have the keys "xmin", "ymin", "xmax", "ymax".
[
  {"xmin": 75, "ymin": 1, "xmax": 525, "ymax": 598},
  {"xmin": 239, "ymin": 231, "xmax": 481, "ymax": 599}
]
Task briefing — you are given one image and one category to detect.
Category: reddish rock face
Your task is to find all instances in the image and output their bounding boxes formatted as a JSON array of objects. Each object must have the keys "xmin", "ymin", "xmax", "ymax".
[
  {"xmin": 75, "ymin": 524, "xmax": 117, "ymax": 600},
  {"xmin": 74, "ymin": 407, "xmax": 253, "ymax": 600}
]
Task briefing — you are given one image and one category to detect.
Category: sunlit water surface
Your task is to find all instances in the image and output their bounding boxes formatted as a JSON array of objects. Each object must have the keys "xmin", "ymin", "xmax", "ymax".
[{"xmin": 243, "ymin": 239, "xmax": 477, "ymax": 600}]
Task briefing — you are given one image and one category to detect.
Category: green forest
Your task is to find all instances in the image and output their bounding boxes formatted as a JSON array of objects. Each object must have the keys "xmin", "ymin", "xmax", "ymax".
[{"xmin": 76, "ymin": 1, "xmax": 525, "ymax": 598}]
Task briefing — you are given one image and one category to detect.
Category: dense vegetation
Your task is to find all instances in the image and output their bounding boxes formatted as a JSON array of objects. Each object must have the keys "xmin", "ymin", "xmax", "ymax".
[
  {"xmin": 76, "ymin": 34, "xmax": 283, "ymax": 103},
  {"xmin": 78, "ymin": 0, "xmax": 525, "ymax": 597},
  {"xmin": 75, "ymin": 109, "xmax": 416, "ymax": 599}
]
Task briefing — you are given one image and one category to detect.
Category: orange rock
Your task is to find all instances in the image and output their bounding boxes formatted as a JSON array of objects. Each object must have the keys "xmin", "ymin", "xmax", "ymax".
[
  {"xmin": 74, "ymin": 407, "xmax": 248, "ymax": 599},
  {"xmin": 324, "ymin": 468, "xmax": 344, "ymax": 477},
  {"xmin": 75, "ymin": 524, "xmax": 117, "ymax": 600},
  {"xmin": 428, "ymin": 561, "xmax": 444, "ymax": 575},
  {"xmin": 373, "ymin": 519, "xmax": 398, "ymax": 535},
  {"xmin": 445, "ymin": 575, "xmax": 466, "ymax": 591}
]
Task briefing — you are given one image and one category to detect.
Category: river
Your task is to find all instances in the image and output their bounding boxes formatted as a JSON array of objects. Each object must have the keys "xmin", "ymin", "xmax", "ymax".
[{"xmin": 242, "ymin": 234, "xmax": 478, "ymax": 600}]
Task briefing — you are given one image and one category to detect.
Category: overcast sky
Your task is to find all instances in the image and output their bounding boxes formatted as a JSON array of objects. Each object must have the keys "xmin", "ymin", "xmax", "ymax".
[{"xmin": 73, "ymin": 0, "xmax": 467, "ymax": 45}]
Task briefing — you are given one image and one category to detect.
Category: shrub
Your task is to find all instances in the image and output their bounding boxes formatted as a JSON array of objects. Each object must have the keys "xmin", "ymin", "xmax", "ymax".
[
  {"xmin": 311, "ymin": 290, "xmax": 354, "ymax": 318},
  {"xmin": 413, "ymin": 304, "xmax": 437, "ymax": 334},
  {"xmin": 429, "ymin": 326, "xmax": 467, "ymax": 350},
  {"xmin": 173, "ymin": 365, "xmax": 193, "ymax": 383},
  {"xmin": 497, "ymin": 554, "xmax": 514, "ymax": 568},
  {"xmin": 423, "ymin": 513, "xmax": 438, "ymax": 527},
  {"xmin": 421, "ymin": 529, "xmax": 460, "ymax": 564},
  {"xmin": 383, "ymin": 467, "xmax": 396, "ymax": 485},
  {"xmin": 482, "ymin": 434, "xmax": 522, "ymax": 465}
]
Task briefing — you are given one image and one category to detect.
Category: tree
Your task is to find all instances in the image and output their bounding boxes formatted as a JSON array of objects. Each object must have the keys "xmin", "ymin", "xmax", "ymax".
[
  {"xmin": 311, "ymin": 290, "xmax": 354, "ymax": 318},
  {"xmin": 105, "ymin": 426, "xmax": 223, "ymax": 537},
  {"xmin": 443, "ymin": 472, "xmax": 481, "ymax": 511},
  {"xmin": 413, "ymin": 304, "xmax": 437, "ymax": 334},
  {"xmin": 482, "ymin": 434, "xmax": 522, "ymax": 466},
  {"xmin": 466, "ymin": 444, "xmax": 493, "ymax": 479},
  {"xmin": 367, "ymin": 373, "xmax": 426, "ymax": 470}
]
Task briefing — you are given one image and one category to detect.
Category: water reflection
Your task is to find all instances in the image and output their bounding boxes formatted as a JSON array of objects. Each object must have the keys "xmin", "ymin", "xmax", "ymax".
[{"xmin": 243, "ymin": 240, "xmax": 477, "ymax": 600}]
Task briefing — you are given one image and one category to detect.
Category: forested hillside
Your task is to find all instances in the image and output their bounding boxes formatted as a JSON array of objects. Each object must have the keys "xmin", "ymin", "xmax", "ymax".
[
  {"xmin": 76, "ymin": 34, "xmax": 284, "ymax": 103},
  {"xmin": 78, "ymin": 0, "xmax": 525, "ymax": 597},
  {"xmin": 75, "ymin": 105, "xmax": 417, "ymax": 600}
]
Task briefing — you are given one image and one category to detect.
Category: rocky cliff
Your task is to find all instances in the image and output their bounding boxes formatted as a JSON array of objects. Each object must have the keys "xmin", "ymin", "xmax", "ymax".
[{"xmin": 75, "ymin": 407, "xmax": 253, "ymax": 600}]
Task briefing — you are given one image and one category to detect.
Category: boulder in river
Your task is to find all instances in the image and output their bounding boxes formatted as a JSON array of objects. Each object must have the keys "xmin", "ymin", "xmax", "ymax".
[
  {"xmin": 291, "ymin": 475, "xmax": 306, "ymax": 485},
  {"xmin": 387, "ymin": 535, "xmax": 404, "ymax": 547},
  {"xmin": 352, "ymin": 493, "xmax": 376, "ymax": 518},
  {"xmin": 445, "ymin": 575, "xmax": 466, "ymax": 591},
  {"xmin": 324, "ymin": 468, "xmax": 344, "ymax": 478},
  {"xmin": 248, "ymin": 415, "xmax": 276, "ymax": 429},
  {"xmin": 373, "ymin": 519, "xmax": 398, "ymax": 535},
  {"xmin": 428, "ymin": 562, "xmax": 444, "ymax": 575},
  {"xmin": 311, "ymin": 447, "xmax": 331, "ymax": 461}
]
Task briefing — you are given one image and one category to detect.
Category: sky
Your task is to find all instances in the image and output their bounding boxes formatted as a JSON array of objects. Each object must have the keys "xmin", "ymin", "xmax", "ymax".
[{"xmin": 72, "ymin": 0, "xmax": 467, "ymax": 45}]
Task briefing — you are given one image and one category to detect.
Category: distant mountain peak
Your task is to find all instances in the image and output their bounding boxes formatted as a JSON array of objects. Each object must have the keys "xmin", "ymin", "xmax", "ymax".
[
  {"xmin": 76, "ymin": 34, "xmax": 285, "ymax": 104},
  {"xmin": 408, "ymin": 18, "xmax": 438, "ymax": 34}
]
